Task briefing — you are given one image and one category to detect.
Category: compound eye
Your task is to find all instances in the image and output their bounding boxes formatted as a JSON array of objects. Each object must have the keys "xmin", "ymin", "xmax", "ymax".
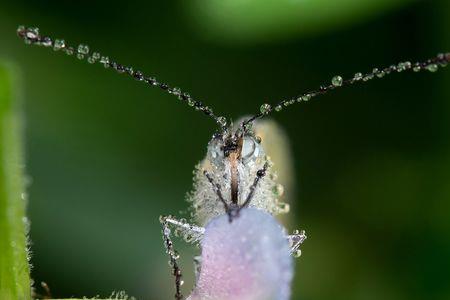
[{"xmin": 241, "ymin": 136, "xmax": 260, "ymax": 161}]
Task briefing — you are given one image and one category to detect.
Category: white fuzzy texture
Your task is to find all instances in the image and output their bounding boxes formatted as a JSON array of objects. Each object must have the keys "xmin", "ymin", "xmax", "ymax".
[{"xmin": 188, "ymin": 145, "xmax": 284, "ymax": 226}]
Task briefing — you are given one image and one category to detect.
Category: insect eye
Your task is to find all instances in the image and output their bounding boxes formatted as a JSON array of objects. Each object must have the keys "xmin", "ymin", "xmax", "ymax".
[{"xmin": 241, "ymin": 136, "xmax": 260, "ymax": 161}]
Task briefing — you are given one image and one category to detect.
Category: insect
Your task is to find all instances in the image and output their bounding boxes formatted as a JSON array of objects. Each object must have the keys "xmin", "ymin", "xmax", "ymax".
[{"xmin": 17, "ymin": 25, "xmax": 450, "ymax": 300}]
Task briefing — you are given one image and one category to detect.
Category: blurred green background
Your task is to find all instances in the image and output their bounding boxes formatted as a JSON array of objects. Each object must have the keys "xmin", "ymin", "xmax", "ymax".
[{"xmin": 1, "ymin": 0, "xmax": 450, "ymax": 299}]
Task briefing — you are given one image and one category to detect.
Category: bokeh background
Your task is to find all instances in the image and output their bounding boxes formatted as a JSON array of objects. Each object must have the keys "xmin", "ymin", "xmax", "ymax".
[{"xmin": 1, "ymin": 0, "xmax": 450, "ymax": 299}]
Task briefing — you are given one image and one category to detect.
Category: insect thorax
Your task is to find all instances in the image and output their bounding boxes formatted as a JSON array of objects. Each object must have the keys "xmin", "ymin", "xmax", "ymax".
[{"xmin": 187, "ymin": 123, "xmax": 289, "ymax": 226}]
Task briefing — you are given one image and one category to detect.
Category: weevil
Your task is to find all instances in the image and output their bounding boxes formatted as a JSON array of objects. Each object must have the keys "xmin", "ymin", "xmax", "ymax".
[{"xmin": 17, "ymin": 25, "xmax": 450, "ymax": 300}]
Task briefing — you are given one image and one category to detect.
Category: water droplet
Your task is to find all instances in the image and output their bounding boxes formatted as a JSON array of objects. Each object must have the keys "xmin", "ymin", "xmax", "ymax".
[
  {"xmin": 243, "ymin": 122, "xmax": 252, "ymax": 132},
  {"xmin": 41, "ymin": 37, "xmax": 52, "ymax": 47},
  {"xmin": 363, "ymin": 74, "xmax": 374, "ymax": 82},
  {"xmin": 146, "ymin": 77, "xmax": 157, "ymax": 86},
  {"xmin": 260, "ymin": 103, "xmax": 272, "ymax": 115},
  {"xmin": 302, "ymin": 94, "xmax": 311, "ymax": 102},
  {"xmin": 273, "ymin": 184, "xmax": 284, "ymax": 197},
  {"xmin": 375, "ymin": 69, "xmax": 385, "ymax": 78},
  {"xmin": 426, "ymin": 64, "xmax": 438, "ymax": 72},
  {"xmin": 180, "ymin": 280, "xmax": 184, "ymax": 286},
  {"xmin": 217, "ymin": 116, "xmax": 227, "ymax": 127},
  {"xmin": 53, "ymin": 39, "xmax": 65, "ymax": 51},
  {"xmin": 89, "ymin": 54, "xmax": 101, "ymax": 64},
  {"xmin": 202, "ymin": 106, "xmax": 211, "ymax": 114},
  {"xmin": 184, "ymin": 233, "xmax": 194, "ymax": 243},
  {"xmin": 413, "ymin": 64, "xmax": 421, "ymax": 72},
  {"xmin": 77, "ymin": 44, "xmax": 90, "ymax": 55},
  {"xmin": 373, "ymin": 68, "xmax": 385, "ymax": 78},
  {"xmin": 170, "ymin": 87, "xmax": 181, "ymax": 96},
  {"xmin": 277, "ymin": 202, "xmax": 290, "ymax": 214},
  {"xmin": 331, "ymin": 75, "xmax": 343, "ymax": 87},
  {"xmin": 389, "ymin": 65, "xmax": 397, "ymax": 73},
  {"xmin": 64, "ymin": 47, "xmax": 74, "ymax": 56},
  {"xmin": 275, "ymin": 105, "xmax": 283, "ymax": 112},
  {"xmin": 17, "ymin": 25, "xmax": 25, "ymax": 34},
  {"xmin": 293, "ymin": 249, "xmax": 302, "ymax": 258},
  {"xmin": 164, "ymin": 227, "xmax": 171, "ymax": 236},
  {"xmin": 26, "ymin": 27, "xmax": 39, "ymax": 40},
  {"xmin": 397, "ymin": 62, "xmax": 406, "ymax": 72},
  {"xmin": 100, "ymin": 56, "xmax": 110, "ymax": 67},
  {"xmin": 179, "ymin": 93, "xmax": 190, "ymax": 101},
  {"xmin": 353, "ymin": 72, "xmax": 363, "ymax": 81},
  {"xmin": 125, "ymin": 66, "xmax": 134, "ymax": 75}
]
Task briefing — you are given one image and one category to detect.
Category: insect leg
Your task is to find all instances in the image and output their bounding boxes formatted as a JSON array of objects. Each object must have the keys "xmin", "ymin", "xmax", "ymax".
[
  {"xmin": 160, "ymin": 215, "xmax": 205, "ymax": 299},
  {"xmin": 160, "ymin": 216, "xmax": 184, "ymax": 300},
  {"xmin": 240, "ymin": 162, "xmax": 269, "ymax": 209},
  {"xmin": 163, "ymin": 215, "xmax": 205, "ymax": 244},
  {"xmin": 288, "ymin": 230, "xmax": 307, "ymax": 257}
]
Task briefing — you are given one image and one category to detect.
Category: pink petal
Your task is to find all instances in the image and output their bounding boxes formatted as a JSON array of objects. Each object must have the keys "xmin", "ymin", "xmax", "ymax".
[{"xmin": 188, "ymin": 208, "xmax": 293, "ymax": 300}]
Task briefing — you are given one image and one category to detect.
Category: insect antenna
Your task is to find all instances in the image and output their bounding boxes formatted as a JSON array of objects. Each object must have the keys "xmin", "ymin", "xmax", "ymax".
[
  {"xmin": 16, "ymin": 25, "xmax": 229, "ymax": 131},
  {"xmin": 242, "ymin": 52, "xmax": 450, "ymax": 129}
]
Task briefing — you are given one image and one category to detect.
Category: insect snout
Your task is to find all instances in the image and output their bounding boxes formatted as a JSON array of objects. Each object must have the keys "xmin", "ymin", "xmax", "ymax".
[{"xmin": 218, "ymin": 131, "xmax": 243, "ymax": 157}]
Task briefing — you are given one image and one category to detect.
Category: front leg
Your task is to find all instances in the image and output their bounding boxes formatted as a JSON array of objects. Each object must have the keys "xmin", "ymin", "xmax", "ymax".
[
  {"xmin": 160, "ymin": 215, "xmax": 205, "ymax": 300},
  {"xmin": 162, "ymin": 216, "xmax": 205, "ymax": 243},
  {"xmin": 288, "ymin": 229, "xmax": 307, "ymax": 257}
]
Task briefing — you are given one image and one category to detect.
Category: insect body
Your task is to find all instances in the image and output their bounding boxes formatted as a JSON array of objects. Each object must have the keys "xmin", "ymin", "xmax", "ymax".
[
  {"xmin": 160, "ymin": 124, "xmax": 307, "ymax": 300},
  {"xmin": 189, "ymin": 124, "xmax": 290, "ymax": 225},
  {"xmin": 17, "ymin": 25, "xmax": 450, "ymax": 300}
]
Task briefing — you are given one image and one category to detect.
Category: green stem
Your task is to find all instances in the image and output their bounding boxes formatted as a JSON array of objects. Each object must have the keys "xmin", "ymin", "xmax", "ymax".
[{"xmin": 0, "ymin": 62, "xmax": 31, "ymax": 300}]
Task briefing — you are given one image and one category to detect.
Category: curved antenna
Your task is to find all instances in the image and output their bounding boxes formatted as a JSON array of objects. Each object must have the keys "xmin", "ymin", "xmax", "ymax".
[
  {"xmin": 242, "ymin": 52, "xmax": 450, "ymax": 129},
  {"xmin": 16, "ymin": 25, "xmax": 228, "ymax": 130}
]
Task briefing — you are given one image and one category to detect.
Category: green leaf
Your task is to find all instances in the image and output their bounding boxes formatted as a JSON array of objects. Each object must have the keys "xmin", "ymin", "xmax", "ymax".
[
  {"xmin": 0, "ymin": 62, "xmax": 31, "ymax": 300},
  {"xmin": 187, "ymin": 0, "xmax": 417, "ymax": 43}
]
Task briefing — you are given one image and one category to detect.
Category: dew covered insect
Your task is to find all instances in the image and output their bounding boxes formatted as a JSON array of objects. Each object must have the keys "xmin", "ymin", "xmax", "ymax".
[
  {"xmin": 161, "ymin": 118, "xmax": 307, "ymax": 300},
  {"xmin": 17, "ymin": 25, "xmax": 450, "ymax": 300}
]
